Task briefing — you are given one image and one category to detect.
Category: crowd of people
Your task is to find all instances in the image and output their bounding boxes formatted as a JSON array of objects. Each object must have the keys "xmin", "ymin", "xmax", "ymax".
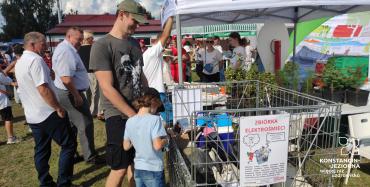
[
  {"xmin": 140, "ymin": 31, "xmax": 256, "ymax": 85},
  {"xmin": 0, "ymin": 0, "xmax": 257, "ymax": 186}
]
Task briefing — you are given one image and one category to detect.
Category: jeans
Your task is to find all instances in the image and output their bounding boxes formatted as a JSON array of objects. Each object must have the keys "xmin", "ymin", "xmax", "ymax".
[
  {"xmin": 29, "ymin": 112, "xmax": 77, "ymax": 187},
  {"xmin": 134, "ymin": 169, "xmax": 165, "ymax": 187}
]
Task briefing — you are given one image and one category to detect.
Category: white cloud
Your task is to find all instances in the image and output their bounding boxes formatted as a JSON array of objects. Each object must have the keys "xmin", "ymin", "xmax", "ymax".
[
  {"xmin": 62, "ymin": 0, "xmax": 163, "ymax": 18},
  {"xmin": 139, "ymin": 0, "xmax": 163, "ymax": 18},
  {"xmin": 0, "ymin": 0, "xmax": 164, "ymax": 33}
]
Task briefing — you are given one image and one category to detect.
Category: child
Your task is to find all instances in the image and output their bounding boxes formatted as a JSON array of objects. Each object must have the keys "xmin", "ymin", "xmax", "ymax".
[
  {"xmin": 0, "ymin": 70, "xmax": 19, "ymax": 144},
  {"xmin": 123, "ymin": 87, "xmax": 168, "ymax": 187}
]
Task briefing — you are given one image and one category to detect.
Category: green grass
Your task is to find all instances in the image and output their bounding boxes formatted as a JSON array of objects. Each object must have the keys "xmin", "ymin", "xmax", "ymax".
[
  {"xmin": 1, "ymin": 102, "xmax": 370, "ymax": 186},
  {"xmin": 0, "ymin": 102, "xmax": 111, "ymax": 186}
]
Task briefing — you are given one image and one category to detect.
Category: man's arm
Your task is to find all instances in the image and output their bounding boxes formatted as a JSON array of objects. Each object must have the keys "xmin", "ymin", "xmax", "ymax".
[
  {"xmin": 141, "ymin": 71, "xmax": 148, "ymax": 88},
  {"xmin": 37, "ymin": 83, "xmax": 65, "ymax": 118},
  {"xmin": 3, "ymin": 61, "xmax": 16, "ymax": 75},
  {"xmin": 60, "ymin": 76, "xmax": 83, "ymax": 107},
  {"xmin": 0, "ymin": 72, "xmax": 16, "ymax": 86},
  {"xmin": 158, "ymin": 17, "xmax": 174, "ymax": 46},
  {"xmin": 95, "ymin": 70, "xmax": 136, "ymax": 117}
]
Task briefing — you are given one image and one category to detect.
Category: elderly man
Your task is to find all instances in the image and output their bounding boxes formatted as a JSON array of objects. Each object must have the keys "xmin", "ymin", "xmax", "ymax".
[
  {"xmin": 89, "ymin": 0, "xmax": 148, "ymax": 186},
  {"xmin": 15, "ymin": 32, "xmax": 76, "ymax": 186},
  {"xmin": 52, "ymin": 27, "xmax": 102, "ymax": 165},
  {"xmin": 78, "ymin": 30, "xmax": 103, "ymax": 120}
]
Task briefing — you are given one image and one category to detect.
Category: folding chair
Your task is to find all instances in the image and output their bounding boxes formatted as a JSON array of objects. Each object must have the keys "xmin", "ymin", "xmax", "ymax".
[{"xmin": 346, "ymin": 112, "xmax": 370, "ymax": 184}]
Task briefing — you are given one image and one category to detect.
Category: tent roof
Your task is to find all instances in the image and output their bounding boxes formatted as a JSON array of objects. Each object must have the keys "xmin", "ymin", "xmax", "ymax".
[
  {"xmin": 176, "ymin": 0, "xmax": 370, "ymax": 26},
  {"xmin": 172, "ymin": 0, "xmax": 370, "ymax": 84}
]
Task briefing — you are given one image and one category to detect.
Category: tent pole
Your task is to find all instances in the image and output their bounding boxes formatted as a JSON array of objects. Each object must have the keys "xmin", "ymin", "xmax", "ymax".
[
  {"xmin": 176, "ymin": 14, "xmax": 184, "ymax": 85},
  {"xmin": 292, "ymin": 7, "xmax": 299, "ymax": 62},
  {"xmin": 292, "ymin": 21, "xmax": 297, "ymax": 62}
]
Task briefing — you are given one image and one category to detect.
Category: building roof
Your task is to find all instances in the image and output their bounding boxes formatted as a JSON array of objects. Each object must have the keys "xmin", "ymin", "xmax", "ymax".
[{"xmin": 47, "ymin": 14, "xmax": 161, "ymax": 35}]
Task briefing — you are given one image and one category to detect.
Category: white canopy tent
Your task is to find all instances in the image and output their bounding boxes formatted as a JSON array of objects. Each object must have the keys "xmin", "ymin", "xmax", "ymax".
[{"xmin": 173, "ymin": 0, "xmax": 370, "ymax": 84}]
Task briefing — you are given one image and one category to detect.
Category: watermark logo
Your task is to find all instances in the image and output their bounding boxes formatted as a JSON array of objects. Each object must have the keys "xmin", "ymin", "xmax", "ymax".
[{"xmin": 338, "ymin": 137, "xmax": 360, "ymax": 156}]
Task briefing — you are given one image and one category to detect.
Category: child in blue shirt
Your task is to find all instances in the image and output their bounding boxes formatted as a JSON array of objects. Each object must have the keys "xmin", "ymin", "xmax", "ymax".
[{"xmin": 123, "ymin": 87, "xmax": 168, "ymax": 187}]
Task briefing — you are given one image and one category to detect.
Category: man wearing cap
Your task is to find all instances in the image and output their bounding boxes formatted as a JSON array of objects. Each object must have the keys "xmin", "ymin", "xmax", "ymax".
[
  {"xmin": 52, "ymin": 27, "xmax": 102, "ymax": 165},
  {"xmin": 143, "ymin": 16, "xmax": 174, "ymax": 124},
  {"xmin": 89, "ymin": 0, "xmax": 148, "ymax": 186}
]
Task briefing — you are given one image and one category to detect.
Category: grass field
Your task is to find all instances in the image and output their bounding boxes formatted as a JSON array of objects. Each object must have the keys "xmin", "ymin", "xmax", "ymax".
[
  {"xmin": 1, "ymin": 102, "xmax": 370, "ymax": 186},
  {"xmin": 0, "ymin": 102, "xmax": 112, "ymax": 186}
]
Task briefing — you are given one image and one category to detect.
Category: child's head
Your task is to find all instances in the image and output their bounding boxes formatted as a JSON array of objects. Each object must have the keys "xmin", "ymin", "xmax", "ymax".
[{"xmin": 133, "ymin": 88, "xmax": 164, "ymax": 114}]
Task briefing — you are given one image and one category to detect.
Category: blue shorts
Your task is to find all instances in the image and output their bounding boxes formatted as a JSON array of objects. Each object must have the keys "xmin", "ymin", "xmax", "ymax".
[{"xmin": 134, "ymin": 169, "xmax": 164, "ymax": 187}]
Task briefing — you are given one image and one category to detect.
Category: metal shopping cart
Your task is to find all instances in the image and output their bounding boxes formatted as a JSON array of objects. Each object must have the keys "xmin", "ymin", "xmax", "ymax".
[{"xmin": 166, "ymin": 80, "xmax": 341, "ymax": 187}]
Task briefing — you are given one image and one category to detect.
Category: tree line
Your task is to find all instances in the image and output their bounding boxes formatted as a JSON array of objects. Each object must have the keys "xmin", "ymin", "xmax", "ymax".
[
  {"xmin": 0, "ymin": 0, "xmax": 154, "ymax": 41},
  {"xmin": 0, "ymin": 0, "xmax": 58, "ymax": 41}
]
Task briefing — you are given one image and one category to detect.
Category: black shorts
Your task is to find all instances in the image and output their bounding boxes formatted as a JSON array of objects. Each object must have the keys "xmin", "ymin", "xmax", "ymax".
[
  {"xmin": 0, "ymin": 106, "xmax": 13, "ymax": 121},
  {"xmin": 105, "ymin": 116, "xmax": 135, "ymax": 170}
]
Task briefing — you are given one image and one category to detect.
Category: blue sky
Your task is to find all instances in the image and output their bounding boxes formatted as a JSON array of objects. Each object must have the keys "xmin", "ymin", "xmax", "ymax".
[{"xmin": 0, "ymin": 0, "xmax": 163, "ymax": 32}]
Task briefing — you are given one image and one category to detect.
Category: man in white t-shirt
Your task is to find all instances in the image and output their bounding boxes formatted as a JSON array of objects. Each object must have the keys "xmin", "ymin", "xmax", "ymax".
[
  {"xmin": 15, "ymin": 32, "xmax": 76, "ymax": 187},
  {"xmin": 52, "ymin": 27, "xmax": 101, "ymax": 164},
  {"xmin": 143, "ymin": 16, "xmax": 174, "ymax": 124},
  {"xmin": 143, "ymin": 17, "xmax": 173, "ymax": 93}
]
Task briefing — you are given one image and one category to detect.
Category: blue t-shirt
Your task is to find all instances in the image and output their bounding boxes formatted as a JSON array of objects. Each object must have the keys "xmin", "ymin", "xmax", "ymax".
[{"xmin": 124, "ymin": 114, "xmax": 167, "ymax": 171}]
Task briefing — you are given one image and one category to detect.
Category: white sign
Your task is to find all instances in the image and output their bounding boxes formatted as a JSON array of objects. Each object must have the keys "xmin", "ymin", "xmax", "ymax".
[
  {"xmin": 160, "ymin": 0, "xmax": 176, "ymax": 28},
  {"xmin": 240, "ymin": 114, "xmax": 290, "ymax": 186},
  {"xmin": 172, "ymin": 88, "xmax": 202, "ymax": 130}
]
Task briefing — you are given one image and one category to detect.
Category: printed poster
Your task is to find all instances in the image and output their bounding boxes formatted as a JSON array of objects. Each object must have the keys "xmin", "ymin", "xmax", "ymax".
[
  {"xmin": 289, "ymin": 11, "xmax": 370, "ymax": 58},
  {"xmin": 240, "ymin": 114, "xmax": 290, "ymax": 186},
  {"xmin": 160, "ymin": 0, "xmax": 176, "ymax": 28}
]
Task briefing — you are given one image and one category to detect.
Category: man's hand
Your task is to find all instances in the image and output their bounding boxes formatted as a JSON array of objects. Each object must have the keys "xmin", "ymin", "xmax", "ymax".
[
  {"xmin": 73, "ymin": 93, "xmax": 83, "ymax": 107},
  {"xmin": 10, "ymin": 82, "xmax": 17, "ymax": 87},
  {"xmin": 60, "ymin": 76, "xmax": 83, "ymax": 107},
  {"xmin": 56, "ymin": 106, "xmax": 66, "ymax": 118}
]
